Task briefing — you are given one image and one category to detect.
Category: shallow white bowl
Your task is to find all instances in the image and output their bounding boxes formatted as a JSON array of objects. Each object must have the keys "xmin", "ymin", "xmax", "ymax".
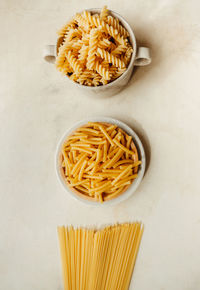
[{"xmin": 55, "ymin": 117, "xmax": 146, "ymax": 206}]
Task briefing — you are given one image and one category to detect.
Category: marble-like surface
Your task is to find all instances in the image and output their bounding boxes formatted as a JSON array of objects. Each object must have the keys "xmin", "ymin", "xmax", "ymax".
[{"xmin": 1, "ymin": 0, "xmax": 200, "ymax": 289}]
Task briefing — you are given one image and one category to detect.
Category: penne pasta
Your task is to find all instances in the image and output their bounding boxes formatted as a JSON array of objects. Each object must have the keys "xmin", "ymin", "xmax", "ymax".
[{"xmin": 60, "ymin": 122, "xmax": 141, "ymax": 202}]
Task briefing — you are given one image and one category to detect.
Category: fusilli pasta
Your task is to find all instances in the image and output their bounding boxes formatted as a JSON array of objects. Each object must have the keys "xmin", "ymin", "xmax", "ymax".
[
  {"xmin": 87, "ymin": 29, "xmax": 99, "ymax": 70},
  {"xmin": 98, "ymin": 38, "xmax": 112, "ymax": 49},
  {"xmin": 97, "ymin": 47, "xmax": 126, "ymax": 68},
  {"xmin": 95, "ymin": 60, "xmax": 111, "ymax": 80},
  {"xmin": 107, "ymin": 15, "xmax": 129, "ymax": 38},
  {"xmin": 111, "ymin": 44, "xmax": 127, "ymax": 55},
  {"xmin": 123, "ymin": 46, "xmax": 133, "ymax": 66},
  {"xmin": 74, "ymin": 13, "xmax": 90, "ymax": 31},
  {"xmin": 78, "ymin": 45, "xmax": 89, "ymax": 64},
  {"xmin": 100, "ymin": 5, "xmax": 109, "ymax": 20},
  {"xmin": 55, "ymin": 6, "xmax": 133, "ymax": 86},
  {"xmin": 83, "ymin": 11, "xmax": 127, "ymax": 45},
  {"xmin": 66, "ymin": 50, "xmax": 82, "ymax": 74},
  {"xmin": 57, "ymin": 19, "xmax": 77, "ymax": 37}
]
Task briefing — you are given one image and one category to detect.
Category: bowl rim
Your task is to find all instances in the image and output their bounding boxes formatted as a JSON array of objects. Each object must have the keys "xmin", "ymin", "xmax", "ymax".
[
  {"xmin": 55, "ymin": 117, "xmax": 146, "ymax": 206},
  {"xmin": 57, "ymin": 8, "xmax": 137, "ymax": 90}
]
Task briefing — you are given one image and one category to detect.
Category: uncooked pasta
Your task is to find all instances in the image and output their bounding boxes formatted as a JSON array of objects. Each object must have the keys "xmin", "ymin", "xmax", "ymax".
[
  {"xmin": 55, "ymin": 6, "xmax": 133, "ymax": 86},
  {"xmin": 57, "ymin": 222, "xmax": 143, "ymax": 290}
]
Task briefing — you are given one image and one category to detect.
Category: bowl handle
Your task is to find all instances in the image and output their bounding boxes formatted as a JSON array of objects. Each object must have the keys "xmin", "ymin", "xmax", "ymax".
[
  {"xmin": 134, "ymin": 47, "xmax": 151, "ymax": 66},
  {"xmin": 43, "ymin": 45, "xmax": 57, "ymax": 63}
]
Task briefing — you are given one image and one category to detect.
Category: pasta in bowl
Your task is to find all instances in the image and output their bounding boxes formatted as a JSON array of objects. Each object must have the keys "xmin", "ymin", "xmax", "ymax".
[
  {"xmin": 55, "ymin": 6, "xmax": 133, "ymax": 86},
  {"xmin": 44, "ymin": 7, "xmax": 151, "ymax": 96},
  {"xmin": 56, "ymin": 117, "xmax": 146, "ymax": 205}
]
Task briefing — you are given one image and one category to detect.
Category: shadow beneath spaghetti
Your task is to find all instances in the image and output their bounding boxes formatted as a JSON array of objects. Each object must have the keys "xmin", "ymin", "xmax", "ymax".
[{"xmin": 111, "ymin": 115, "xmax": 151, "ymax": 176}]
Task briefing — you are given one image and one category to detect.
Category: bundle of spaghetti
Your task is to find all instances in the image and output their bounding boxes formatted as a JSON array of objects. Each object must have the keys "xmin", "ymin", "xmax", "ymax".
[{"xmin": 57, "ymin": 222, "xmax": 144, "ymax": 290}]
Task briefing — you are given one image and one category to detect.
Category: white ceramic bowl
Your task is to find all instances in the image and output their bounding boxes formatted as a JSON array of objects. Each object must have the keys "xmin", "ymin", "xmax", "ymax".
[
  {"xmin": 44, "ymin": 8, "xmax": 151, "ymax": 97},
  {"xmin": 55, "ymin": 117, "xmax": 146, "ymax": 206}
]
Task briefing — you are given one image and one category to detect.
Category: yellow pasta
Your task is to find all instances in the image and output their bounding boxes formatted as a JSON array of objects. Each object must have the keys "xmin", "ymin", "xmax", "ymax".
[
  {"xmin": 124, "ymin": 45, "xmax": 133, "ymax": 66},
  {"xmin": 65, "ymin": 28, "xmax": 82, "ymax": 42},
  {"xmin": 57, "ymin": 19, "xmax": 77, "ymax": 37},
  {"xmin": 98, "ymin": 38, "xmax": 112, "ymax": 49},
  {"xmin": 78, "ymin": 45, "xmax": 89, "ymax": 64},
  {"xmin": 87, "ymin": 29, "xmax": 99, "ymax": 70},
  {"xmin": 57, "ymin": 223, "xmax": 144, "ymax": 290},
  {"xmin": 111, "ymin": 44, "xmax": 127, "ymax": 55},
  {"xmin": 55, "ymin": 6, "xmax": 133, "ymax": 86},
  {"xmin": 107, "ymin": 15, "xmax": 129, "ymax": 37},
  {"xmin": 74, "ymin": 13, "xmax": 90, "ymax": 31},
  {"xmin": 97, "ymin": 47, "xmax": 126, "ymax": 68},
  {"xmin": 113, "ymin": 138, "xmax": 136, "ymax": 155},
  {"xmin": 60, "ymin": 122, "xmax": 141, "ymax": 202},
  {"xmin": 100, "ymin": 5, "xmax": 109, "ymax": 20},
  {"xmin": 66, "ymin": 50, "xmax": 82, "ymax": 74}
]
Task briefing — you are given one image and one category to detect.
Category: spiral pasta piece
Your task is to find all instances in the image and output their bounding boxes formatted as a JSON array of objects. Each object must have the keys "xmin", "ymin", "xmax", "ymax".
[
  {"xmin": 123, "ymin": 46, "xmax": 133, "ymax": 65},
  {"xmin": 93, "ymin": 74, "xmax": 102, "ymax": 86},
  {"xmin": 98, "ymin": 38, "xmax": 112, "ymax": 49},
  {"xmin": 101, "ymin": 77, "xmax": 108, "ymax": 85},
  {"xmin": 71, "ymin": 40, "xmax": 83, "ymax": 50},
  {"xmin": 74, "ymin": 13, "xmax": 90, "ymax": 31},
  {"xmin": 112, "ymin": 67, "xmax": 127, "ymax": 79},
  {"xmin": 62, "ymin": 59, "xmax": 73, "ymax": 75},
  {"xmin": 97, "ymin": 47, "xmax": 126, "ymax": 68},
  {"xmin": 55, "ymin": 41, "xmax": 71, "ymax": 70},
  {"xmin": 83, "ymin": 11, "xmax": 127, "ymax": 45},
  {"xmin": 106, "ymin": 15, "xmax": 129, "ymax": 38},
  {"xmin": 69, "ymin": 73, "xmax": 78, "ymax": 82},
  {"xmin": 105, "ymin": 24, "xmax": 128, "ymax": 45},
  {"xmin": 100, "ymin": 5, "xmax": 109, "ymax": 20},
  {"xmin": 57, "ymin": 19, "xmax": 77, "ymax": 37},
  {"xmin": 111, "ymin": 44, "xmax": 127, "ymax": 55},
  {"xmin": 87, "ymin": 29, "xmax": 99, "ymax": 70},
  {"xmin": 55, "ymin": 54, "xmax": 66, "ymax": 71},
  {"xmin": 65, "ymin": 28, "xmax": 82, "ymax": 42},
  {"xmin": 66, "ymin": 50, "xmax": 82, "ymax": 74},
  {"xmin": 81, "ymin": 33, "xmax": 90, "ymax": 45},
  {"xmin": 95, "ymin": 60, "xmax": 111, "ymax": 80},
  {"xmin": 77, "ymin": 70, "xmax": 96, "ymax": 83},
  {"xmin": 78, "ymin": 45, "xmax": 89, "ymax": 64}
]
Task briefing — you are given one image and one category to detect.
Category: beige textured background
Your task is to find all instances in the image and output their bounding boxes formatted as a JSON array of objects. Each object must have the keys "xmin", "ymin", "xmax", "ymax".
[{"xmin": 1, "ymin": 0, "xmax": 200, "ymax": 289}]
